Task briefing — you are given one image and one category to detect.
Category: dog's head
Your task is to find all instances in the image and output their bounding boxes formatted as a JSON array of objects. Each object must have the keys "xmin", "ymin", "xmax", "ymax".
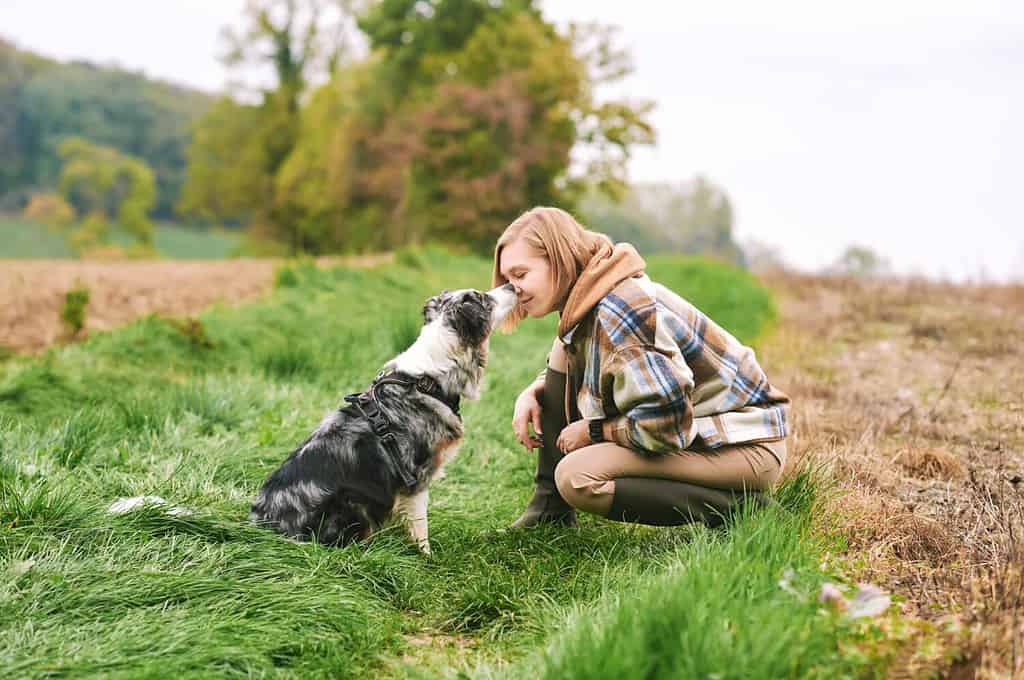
[
  {"xmin": 410, "ymin": 284, "xmax": 518, "ymax": 400},
  {"xmin": 421, "ymin": 284, "xmax": 517, "ymax": 346}
]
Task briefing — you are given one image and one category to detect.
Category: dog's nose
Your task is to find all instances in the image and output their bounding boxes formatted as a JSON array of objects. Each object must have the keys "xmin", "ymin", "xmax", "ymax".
[{"xmin": 502, "ymin": 282, "xmax": 516, "ymax": 295}]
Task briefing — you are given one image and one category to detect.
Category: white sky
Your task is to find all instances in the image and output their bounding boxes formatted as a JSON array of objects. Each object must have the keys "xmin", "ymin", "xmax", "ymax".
[{"xmin": 4, "ymin": 0, "xmax": 1022, "ymax": 282}]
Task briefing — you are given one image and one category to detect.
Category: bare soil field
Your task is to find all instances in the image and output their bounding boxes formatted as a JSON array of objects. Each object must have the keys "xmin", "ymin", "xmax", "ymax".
[
  {"xmin": 0, "ymin": 256, "xmax": 390, "ymax": 354},
  {"xmin": 759, "ymin": 272, "xmax": 1024, "ymax": 677}
]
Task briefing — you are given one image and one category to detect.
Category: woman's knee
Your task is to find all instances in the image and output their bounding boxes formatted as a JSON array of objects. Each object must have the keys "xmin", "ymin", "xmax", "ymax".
[{"xmin": 554, "ymin": 451, "xmax": 615, "ymax": 515}]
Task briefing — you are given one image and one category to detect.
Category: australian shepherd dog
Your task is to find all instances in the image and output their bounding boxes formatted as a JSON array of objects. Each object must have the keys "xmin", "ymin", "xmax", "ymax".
[{"xmin": 251, "ymin": 284, "xmax": 518, "ymax": 554}]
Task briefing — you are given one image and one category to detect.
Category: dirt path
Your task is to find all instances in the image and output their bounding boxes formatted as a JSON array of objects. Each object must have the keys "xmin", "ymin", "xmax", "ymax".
[
  {"xmin": 758, "ymin": 272, "xmax": 1024, "ymax": 678},
  {"xmin": 0, "ymin": 256, "xmax": 391, "ymax": 354}
]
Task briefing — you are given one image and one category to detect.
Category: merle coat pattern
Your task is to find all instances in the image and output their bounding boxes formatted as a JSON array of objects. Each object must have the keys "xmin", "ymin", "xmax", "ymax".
[{"xmin": 250, "ymin": 285, "xmax": 518, "ymax": 553}]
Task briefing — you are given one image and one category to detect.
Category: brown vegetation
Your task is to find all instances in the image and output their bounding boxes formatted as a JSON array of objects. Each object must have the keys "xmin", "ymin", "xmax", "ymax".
[{"xmin": 760, "ymin": 272, "xmax": 1024, "ymax": 678}]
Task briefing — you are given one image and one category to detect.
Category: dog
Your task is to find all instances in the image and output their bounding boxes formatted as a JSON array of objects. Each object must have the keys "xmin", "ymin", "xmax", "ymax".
[{"xmin": 250, "ymin": 284, "xmax": 518, "ymax": 554}]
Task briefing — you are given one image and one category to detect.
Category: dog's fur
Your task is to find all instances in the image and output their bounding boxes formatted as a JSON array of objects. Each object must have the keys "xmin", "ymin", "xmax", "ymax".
[{"xmin": 250, "ymin": 284, "xmax": 517, "ymax": 553}]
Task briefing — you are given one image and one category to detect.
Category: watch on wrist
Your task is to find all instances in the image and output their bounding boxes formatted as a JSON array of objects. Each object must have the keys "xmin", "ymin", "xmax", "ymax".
[{"xmin": 588, "ymin": 419, "xmax": 606, "ymax": 443}]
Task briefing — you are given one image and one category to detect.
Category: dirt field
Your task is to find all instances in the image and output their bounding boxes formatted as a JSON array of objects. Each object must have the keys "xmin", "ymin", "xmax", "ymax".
[
  {"xmin": 759, "ymin": 271, "xmax": 1024, "ymax": 677},
  {"xmin": 0, "ymin": 256, "xmax": 390, "ymax": 354},
  {"xmin": 1, "ymin": 259, "xmax": 1021, "ymax": 674}
]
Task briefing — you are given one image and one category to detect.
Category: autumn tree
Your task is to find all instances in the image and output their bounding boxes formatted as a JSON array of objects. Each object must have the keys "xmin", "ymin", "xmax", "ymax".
[
  {"xmin": 182, "ymin": 0, "xmax": 654, "ymax": 254},
  {"xmin": 180, "ymin": 0, "xmax": 364, "ymax": 252},
  {"xmin": 57, "ymin": 137, "xmax": 157, "ymax": 254}
]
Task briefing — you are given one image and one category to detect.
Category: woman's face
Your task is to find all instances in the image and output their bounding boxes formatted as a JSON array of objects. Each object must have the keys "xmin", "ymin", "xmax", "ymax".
[{"xmin": 499, "ymin": 238, "xmax": 562, "ymax": 317}]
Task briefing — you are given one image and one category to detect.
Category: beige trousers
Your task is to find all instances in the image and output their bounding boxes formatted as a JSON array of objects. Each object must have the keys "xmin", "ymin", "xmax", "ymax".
[{"xmin": 553, "ymin": 438, "xmax": 786, "ymax": 516}]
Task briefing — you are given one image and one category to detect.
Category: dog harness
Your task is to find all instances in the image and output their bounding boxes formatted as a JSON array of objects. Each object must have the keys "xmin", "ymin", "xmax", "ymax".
[{"xmin": 343, "ymin": 372, "xmax": 461, "ymax": 488}]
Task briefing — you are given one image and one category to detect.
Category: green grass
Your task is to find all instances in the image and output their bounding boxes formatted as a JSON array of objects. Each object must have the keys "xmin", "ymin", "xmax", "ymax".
[
  {"xmin": 0, "ymin": 217, "xmax": 241, "ymax": 259},
  {"xmin": 0, "ymin": 248, "xmax": 882, "ymax": 677}
]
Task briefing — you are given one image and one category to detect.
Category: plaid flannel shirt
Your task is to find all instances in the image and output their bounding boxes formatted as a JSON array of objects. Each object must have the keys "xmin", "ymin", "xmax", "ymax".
[{"xmin": 556, "ymin": 273, "xmax": 790, "ymax": 456}]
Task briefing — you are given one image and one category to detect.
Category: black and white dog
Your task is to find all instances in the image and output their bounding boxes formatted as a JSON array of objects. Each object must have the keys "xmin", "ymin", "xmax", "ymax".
[{"xmin": 251, "ymin": 284, "xmax": 517, "ymax": 554}]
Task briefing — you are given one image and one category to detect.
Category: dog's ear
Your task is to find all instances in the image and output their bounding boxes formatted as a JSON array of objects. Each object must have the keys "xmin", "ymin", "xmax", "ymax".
[
  {"xmin": 423, "ymin": 290, "xmax": 454, "ymax": 323},
  {"xmin": 422, "ymin": 295, "xmax": 443, "ymax": 324}
]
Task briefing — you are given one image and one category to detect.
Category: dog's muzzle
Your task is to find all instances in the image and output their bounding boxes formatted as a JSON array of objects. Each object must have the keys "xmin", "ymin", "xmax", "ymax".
[{"xmin": 488, "ymin": 284, "xmax": 518, "ymax": 325}]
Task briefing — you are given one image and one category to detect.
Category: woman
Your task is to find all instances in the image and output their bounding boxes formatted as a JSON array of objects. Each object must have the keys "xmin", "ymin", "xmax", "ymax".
[{"xmin": 493, "ymin": 207, "xmax": 790, "ymax": 528}]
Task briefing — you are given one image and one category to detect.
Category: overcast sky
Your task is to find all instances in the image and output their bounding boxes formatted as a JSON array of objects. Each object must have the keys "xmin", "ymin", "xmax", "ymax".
[{"xmin": 5, "ymin": 1, "xmax": 1022, "ymax": 281}]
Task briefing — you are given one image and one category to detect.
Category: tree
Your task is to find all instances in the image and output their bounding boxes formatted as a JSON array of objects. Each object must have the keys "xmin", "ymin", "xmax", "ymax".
[
  {"xmin": 351, "ymin": 0, "xmax": 654, "ymax": 252},
  {"xmin": 180, "ymin": 0, "xmax": 366, "ymax": 252},
  {"xmin": 22, "ymin": 192, "xmax": 75, "ymax": 229},
  {"xmin": 830, "ymin": 244, "xmax": 891, "ymax": 277},
  {"xmin": 182, "ymin": 0, "xmax": 655, "ymax": 254},
  {"xmin": 579, "ymin": 177, "xmax": 745, "ymax": 266},
  {"xmin": 57, "ymin": 137, "xmax": 157, "ymax": 253},
  {"xmin": 177, "ymin": 97, "xmax": 272, "ymax": 226}
]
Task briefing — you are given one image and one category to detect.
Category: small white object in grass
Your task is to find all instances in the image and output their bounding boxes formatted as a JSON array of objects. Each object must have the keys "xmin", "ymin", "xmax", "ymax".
[
  {"xmin": 9, "ymin": 559, "xmax": 35, "ymax": 576},
  {"xmin": 847, "ymin": 584, "xmax": 891, "ymax": 619},
  {"xmin": 777, "ymin": 567, "xmax": 807, "ymax": 601},
  {"xmin": 108, "ymin": 495, "xmax": 193, "ymax": 517},
  {"xmin": 817, "ymin": 581, "xmax": 891, "ymax": 618},
  {"xmin": 818, "ymin": 582, "xmax": 848, "ymax": 611}
]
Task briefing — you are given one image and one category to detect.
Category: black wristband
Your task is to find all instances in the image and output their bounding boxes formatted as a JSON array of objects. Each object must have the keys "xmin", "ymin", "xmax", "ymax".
[{"xmin": 588, "ymin": 419, "xmax": 606, "ymax": 443}]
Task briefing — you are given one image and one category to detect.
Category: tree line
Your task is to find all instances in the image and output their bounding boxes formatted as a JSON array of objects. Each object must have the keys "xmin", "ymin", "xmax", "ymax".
[
  {"xmin": 0, "ymin": 38, "xmax": 210, "ymax": 218},
  {"xmin": 2, "ymin": 1, "xmax": 756, "ymax": 262}
]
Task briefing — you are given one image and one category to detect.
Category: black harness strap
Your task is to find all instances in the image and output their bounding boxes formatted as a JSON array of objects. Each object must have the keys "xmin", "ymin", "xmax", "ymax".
[{"xmin": 343, "ymin": 372, "xmax": 461, "ymax": 488}]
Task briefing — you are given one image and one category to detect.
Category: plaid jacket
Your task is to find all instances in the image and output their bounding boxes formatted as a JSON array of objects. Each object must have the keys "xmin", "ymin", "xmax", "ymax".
[{"xmin": 557, "ymin": 273, "xmax": 790, "ymax": 456}]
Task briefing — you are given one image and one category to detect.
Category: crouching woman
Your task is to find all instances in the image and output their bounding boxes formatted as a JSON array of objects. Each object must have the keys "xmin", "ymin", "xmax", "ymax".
[{"xmin": 493, "ymin": 207, "xmax": 791, "ymax": 528}]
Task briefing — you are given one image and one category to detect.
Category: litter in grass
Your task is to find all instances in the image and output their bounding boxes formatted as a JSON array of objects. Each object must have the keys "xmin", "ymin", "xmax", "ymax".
[
  {"xmin": 108, "ymin": 495, "xmax": 194, "ymax": 517},
  {"xmin": 818, "ymin": 581, "xmax": 892, "ymax": 619}
]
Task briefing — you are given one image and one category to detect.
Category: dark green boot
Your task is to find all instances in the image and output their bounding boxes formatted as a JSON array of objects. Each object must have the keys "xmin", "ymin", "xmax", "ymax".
[
  {"xmin": 606, "ymin": 477, "xmax": 763, "ymax": 528},
  {"xmin": 509, "ymin": 369, "xmax": 577, "ymax": 529}
]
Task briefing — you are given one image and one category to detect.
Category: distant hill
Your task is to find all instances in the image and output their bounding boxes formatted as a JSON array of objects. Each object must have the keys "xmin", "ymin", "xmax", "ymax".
[{"xmin": 0, "ymin": 37, "xmax": 213, "ymax": 218}]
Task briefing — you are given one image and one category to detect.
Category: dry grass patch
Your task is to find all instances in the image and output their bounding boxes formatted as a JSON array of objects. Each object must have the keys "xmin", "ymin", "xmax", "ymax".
[
  {"xmin": 891, "ymin": 445, "xmax": 966, "ymax": 481},
  {"xmin": 759, "ymin": 270, "xmax": 1024, "ymax": 678}
]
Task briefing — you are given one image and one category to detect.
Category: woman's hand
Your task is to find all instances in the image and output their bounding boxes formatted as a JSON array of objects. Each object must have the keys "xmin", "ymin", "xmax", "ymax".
[
  {"xmin": 556, "ymin": 420, "xmax": 591, "ymax": 454},
  {"xmin": 512, "ymin": 383, "xmax": 544, "ymax": 452}
]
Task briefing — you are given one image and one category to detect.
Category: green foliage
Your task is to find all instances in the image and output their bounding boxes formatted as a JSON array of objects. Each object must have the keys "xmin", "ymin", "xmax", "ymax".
[
  {"xmin": 165, "ymin": 317, "xmax": 216, "ymax": 351},
  {"xmin": 57, "ymin": 137, "xmax": 157, "ymax": 254},
  {"xmin": 481, "ymin": 472, "xmax": 875, "ymax": 680},
  {"xmin": 646, "ymin": 255, "xmax": 776, "ymax": 343},
  {"xmin": 59, "ymin": 284, "xmax": 90, "ymax": 337},
  {"xmin": 181, "ymin": 0, "xmax": 654, "ymax": 255},
  {"xmin": 273, "ymin": 264, "xmax": 300, "ymax": 288},
  {"xmin": 176, "ymin": 97, "xmax": 271, "ymax": 228},
  {"xmin": 22, "ymin": 192, "xmax": 74, "ymax": 229},
  {"xmin": 0, "ymin": 39, "xmax": 211, "ymax": 216}
]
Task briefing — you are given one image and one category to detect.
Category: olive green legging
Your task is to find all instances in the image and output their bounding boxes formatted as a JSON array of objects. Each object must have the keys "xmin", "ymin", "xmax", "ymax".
[{"xmin": 544, "ymin": 367, "xmax": 785, "ymax": 527}]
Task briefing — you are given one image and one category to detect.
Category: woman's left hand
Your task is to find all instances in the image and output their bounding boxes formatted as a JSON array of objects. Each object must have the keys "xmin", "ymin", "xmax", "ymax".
[{"xmin": 556, "ymin": 420, "xmax": 591, "ymax": 454}]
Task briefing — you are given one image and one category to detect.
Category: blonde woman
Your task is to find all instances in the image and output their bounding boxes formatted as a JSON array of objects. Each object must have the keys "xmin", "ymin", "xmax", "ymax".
[{"xmin": 493, "ymin": 207, "xmax": 790, "ymax": 528}]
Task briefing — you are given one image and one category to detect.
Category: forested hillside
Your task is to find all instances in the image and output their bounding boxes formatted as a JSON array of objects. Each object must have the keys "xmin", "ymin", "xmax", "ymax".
[{"xmin": 0, "ymin": 38, "xmax": 212, "ymax": 217}]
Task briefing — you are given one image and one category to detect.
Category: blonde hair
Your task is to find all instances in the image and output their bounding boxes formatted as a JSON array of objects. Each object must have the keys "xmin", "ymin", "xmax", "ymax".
[{"xmin": 492, "ymin": 206, "xmax": 613, "ymax": 332}]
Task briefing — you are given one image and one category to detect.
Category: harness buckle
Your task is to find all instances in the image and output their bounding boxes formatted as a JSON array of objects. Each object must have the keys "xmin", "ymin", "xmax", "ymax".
[{"xmin": 371, "ymin": 419, "xmax": 390, "ymax": 437}]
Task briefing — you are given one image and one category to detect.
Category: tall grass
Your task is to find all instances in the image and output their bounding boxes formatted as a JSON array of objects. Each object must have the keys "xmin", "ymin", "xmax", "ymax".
[{"xmin": 0, "ymin": 249, "xmax": 878, "ymax": 677}]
